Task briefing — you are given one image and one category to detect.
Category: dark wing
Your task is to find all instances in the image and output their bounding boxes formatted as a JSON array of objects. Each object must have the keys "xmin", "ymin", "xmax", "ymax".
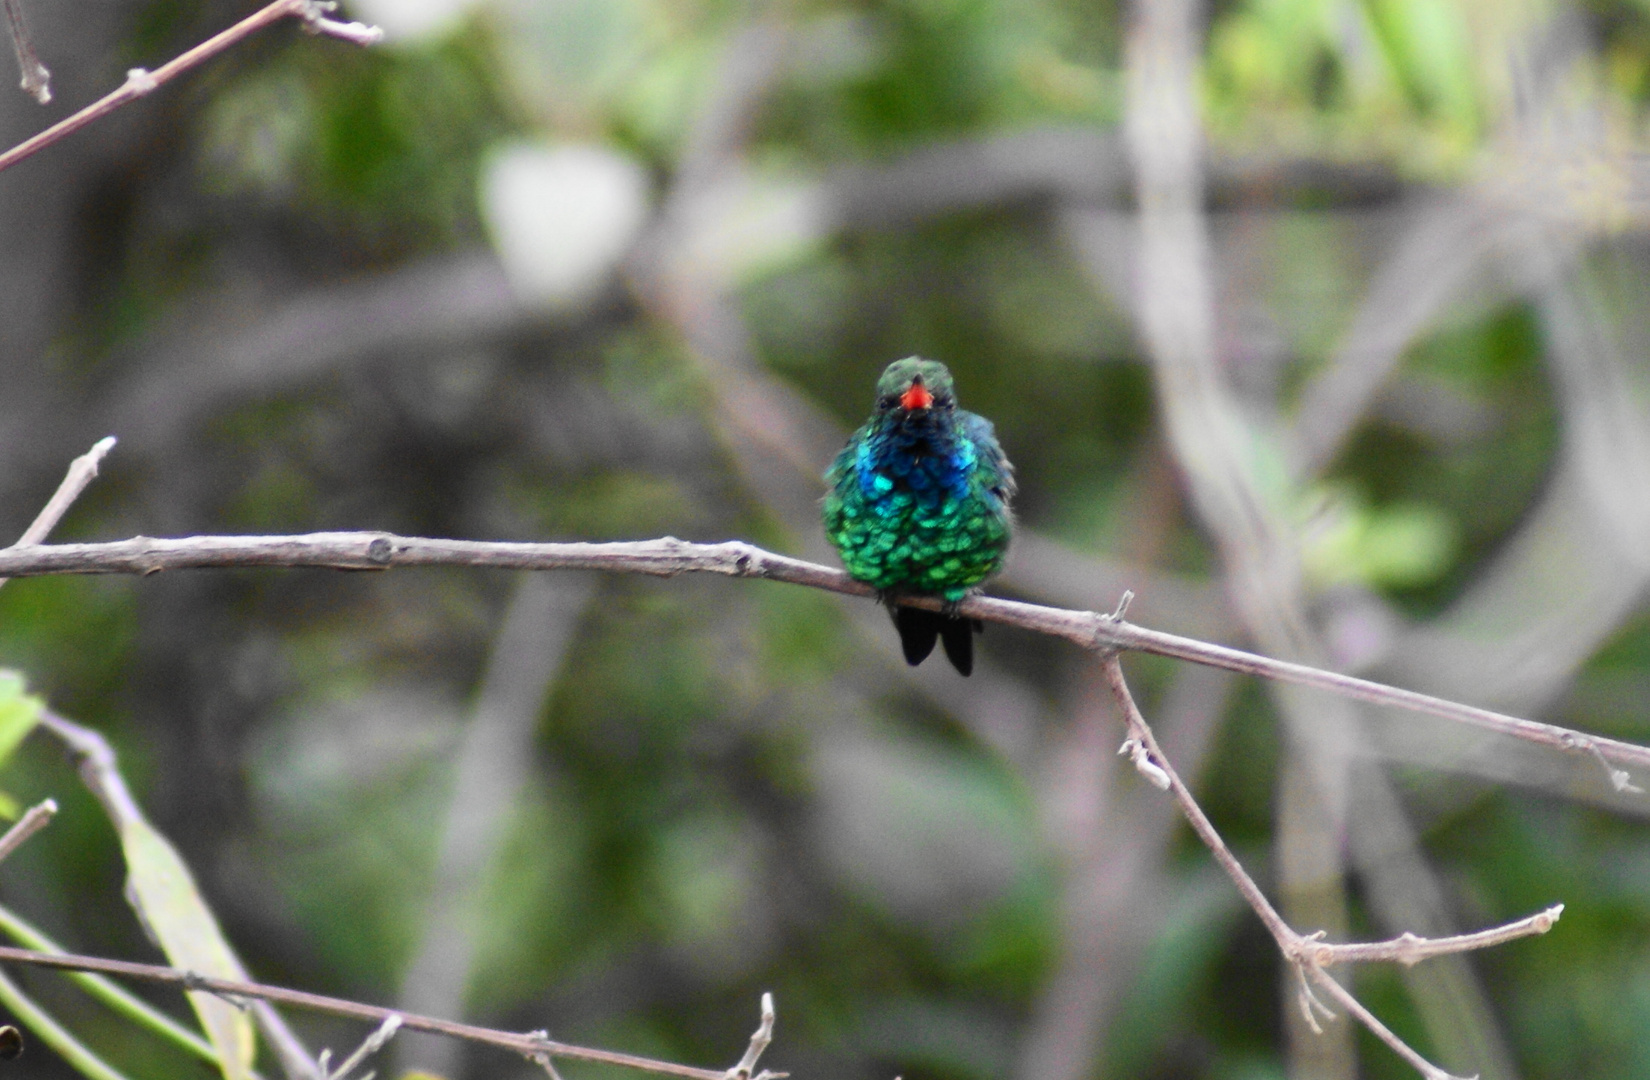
[{"xmin": 959, "ymin": 411, "xmax": 1015, "ymax": 506}]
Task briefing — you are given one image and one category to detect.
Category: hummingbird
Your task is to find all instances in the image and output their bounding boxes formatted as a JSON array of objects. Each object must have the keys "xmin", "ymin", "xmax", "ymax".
[{"xmin": 823, "ymin": 357, "xmax": 1015, "ymax": 675}]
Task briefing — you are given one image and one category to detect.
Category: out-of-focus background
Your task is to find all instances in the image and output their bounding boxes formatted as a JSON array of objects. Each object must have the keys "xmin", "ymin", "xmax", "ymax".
[{"xmin": 3, "ymin": 0, "xmax": 1650, "ymax": 1078}]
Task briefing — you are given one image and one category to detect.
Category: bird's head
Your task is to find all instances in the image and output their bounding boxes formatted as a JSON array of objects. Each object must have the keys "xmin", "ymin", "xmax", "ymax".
[{"xmin": 875, "ymin": 357, "xmax": 957, "ymax": 417}]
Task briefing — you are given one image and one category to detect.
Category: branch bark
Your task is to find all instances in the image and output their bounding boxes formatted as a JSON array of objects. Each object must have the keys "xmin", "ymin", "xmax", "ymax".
[{"xmin": 0, "ymin": 530, "xmax": 1643, "ymax": 776}]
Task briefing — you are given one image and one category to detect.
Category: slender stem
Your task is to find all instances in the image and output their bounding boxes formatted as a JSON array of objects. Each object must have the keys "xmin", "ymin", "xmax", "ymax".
[
  {"xmin": 0, "ymin": 531, "xmax": 1641, "ymax": 777},
  {"xmin": 11, "ymin": 438, "xmax": 115, "ymax": 548},
  {"xmin": 1310, "ymin": 905, "xmax": 1563, "ymax": 968},
  {"xmin": 0, "ymin": 944, "xmax": 726, "ymax": 1080},
  {"xmin": 1299, "ymin": 964, "xmax": 1472, "ymax": 1080},
  {"xmin": 1100, "ymin": 655, "xmax": 1296, "ymax": 946},
  {"xmin": 724, "ymin": 993, "xmax": 778, "ymax": 1080},
  {"xmin": 0, "ymin": 967, "xmax": 134, "ymax": 1080},
  {"xmin": 35, "ymin": 711, "xmax": 321, "ymax": 1079}
]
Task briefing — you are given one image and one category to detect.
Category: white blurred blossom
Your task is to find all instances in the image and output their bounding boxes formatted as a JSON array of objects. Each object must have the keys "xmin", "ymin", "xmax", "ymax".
[{"xmin": 480, "ymin": 141, "xmax": 652, "ymax": 312}]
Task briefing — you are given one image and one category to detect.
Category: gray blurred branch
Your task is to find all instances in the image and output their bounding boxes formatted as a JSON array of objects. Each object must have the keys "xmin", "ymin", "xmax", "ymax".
[{"xmin": 395, "ymin": 573, "xmax": 597, "ymax": 1079}]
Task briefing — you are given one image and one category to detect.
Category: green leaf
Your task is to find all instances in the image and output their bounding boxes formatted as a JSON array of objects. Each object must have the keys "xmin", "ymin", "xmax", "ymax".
[
  {"xmin": 116, "ymin": 820, "xmax": 255, "ymax": 1080},
  {"xmin": 0, "ymin": 671, "xmax": 44, "ymax": 773}
]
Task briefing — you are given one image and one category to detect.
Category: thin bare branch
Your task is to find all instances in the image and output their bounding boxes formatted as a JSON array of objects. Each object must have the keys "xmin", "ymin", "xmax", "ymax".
[
  {"xmin": 0, "ymin": 944, "xmax": 732, "ymax": 1080},
  {"xmin": 12, "ymin": 437, "xmax": 116, "ymax": 548},
  {"xmin": 321, "ymin": 1014, "xmax": 401, "ymax": 1080},
  {"xmin": 1298, "ymin": 965, "xmax": 1473, "ymax": 1080},
  {"xmin": 724, "ymin": 993, "xmax": 781, "ymax": 1080},
  {"xmin": 1306, "ymin": 905, "xmax": 1563, "ymax": 968},
  {"xmin": 1099, "ymin": 656, "xmax": 1295, "ymax": 944},
  {"xmin": 1100, "ymin": 655, "xmax": 1487, "ymax": 1080},
  {"xmin": 1, "ymin": 531, "xmax": 1644, "ymax": 779},
  {"xmin": 2, "ymin": 0, "xmax": 48, "ymax": 102},
  {"xmin": 0, "ymin": 0, "xmax": 380, "ymax": 176},
  {"xmin": 0, "ymin": 799, "xmax": 55, "ymax": 867}
]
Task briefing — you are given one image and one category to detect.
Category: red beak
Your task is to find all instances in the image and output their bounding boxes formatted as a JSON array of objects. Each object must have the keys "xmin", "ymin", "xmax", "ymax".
[{"xmin": 900, "ymin": 381, "xmax": 934, "ymax": 411}]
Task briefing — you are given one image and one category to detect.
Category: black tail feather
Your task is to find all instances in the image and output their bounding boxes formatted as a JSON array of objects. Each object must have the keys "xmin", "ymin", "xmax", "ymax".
[
  {"xmin": 893, "ymin": 606, "xmax": 982, "ymax": 676},
  {"xmin": 894, "ymin": 606, "xmax": 940, "ymax": 667},
  {"xmin": 939, "ymin": 616, "xmax": 981, "ymax": 676}
]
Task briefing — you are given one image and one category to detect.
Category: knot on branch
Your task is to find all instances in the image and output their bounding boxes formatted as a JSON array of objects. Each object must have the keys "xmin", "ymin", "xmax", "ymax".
[
  {"xmin": 365, "ymin": 536, "xmax": 394, "ymax": 566},
  {"xmin": 124, "ymin": 68, "xmax": 159, "ymax": 95}
]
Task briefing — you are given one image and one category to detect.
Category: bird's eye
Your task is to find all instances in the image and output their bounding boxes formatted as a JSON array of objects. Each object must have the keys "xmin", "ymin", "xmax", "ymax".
[
  {"xmin": 933, "ymin": 395, "xmax": 953, "ymax": 408},
  {"xmin": 878, "ymin": 395, "xmax": 899, "ymax": 411}
]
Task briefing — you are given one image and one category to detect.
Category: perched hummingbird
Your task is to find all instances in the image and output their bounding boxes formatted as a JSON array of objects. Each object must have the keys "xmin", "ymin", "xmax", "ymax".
[{"xmin": 823, "ymin": 357, "xmax": 1015, "ymax": 675}]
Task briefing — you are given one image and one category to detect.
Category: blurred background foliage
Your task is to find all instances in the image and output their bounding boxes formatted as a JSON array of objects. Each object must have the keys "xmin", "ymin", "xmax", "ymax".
[{"xmin": 5, "ymin": 0, "xmax": 1650, "ymax": 1079}]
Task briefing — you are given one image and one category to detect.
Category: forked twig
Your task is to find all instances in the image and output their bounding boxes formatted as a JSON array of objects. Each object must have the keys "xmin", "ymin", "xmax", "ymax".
[
  {"xmin": 320, "ymin": 1014, "xmax": 401, "ymax": 1080},
  {"xmin": 0, "ymin": 436, "xmax": 116, "ymax": 592},
  {"xmin": 724, "ymin": 993, "xmax": 784, "ymax": 1080},
  {"xmin": 1099, "ymin": 653, "xmax": 1554, "ymax": 1080},
  {"xmin": 0, "ymin": 0, "xmax": 381, "ymax": 176}
]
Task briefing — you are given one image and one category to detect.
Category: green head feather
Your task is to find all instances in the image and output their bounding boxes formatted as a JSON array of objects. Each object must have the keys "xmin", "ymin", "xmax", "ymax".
[{"xmin": 875, "ymin": 357, "xmax": 956, "ymax": 404}]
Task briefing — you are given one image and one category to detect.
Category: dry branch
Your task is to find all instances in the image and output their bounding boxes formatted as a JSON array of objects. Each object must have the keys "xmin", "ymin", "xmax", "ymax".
[
  {"xmin": 1305, "ymin": 905, "xmax": 1564, "ymax": 968},
  {"xmin": 0, "ymin": 531, "xmax": 1645, "ymax": 778},
  {"xmin": 0, "ymin": 0, "xmax": 380, "ymax": 176},
  {"xmin": 1100, "ymin": 654, "xmax": 1555, "ymax": 1080},
  {"xmin": 0, "ymin": 943, "xmax": 741, "ymax": 1080}
]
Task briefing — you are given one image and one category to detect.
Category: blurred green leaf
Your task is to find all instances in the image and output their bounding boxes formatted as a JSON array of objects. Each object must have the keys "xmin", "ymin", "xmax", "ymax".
[
  {"xmin": 0, "ymin": 672, "xmax": 43, "ymax": 767},
  {"xmin": 1300, "ymin": 485, "xmax": 1457, "ymax": 589},
  {"xmin": 0, "ymin": 672, "xmax": 43, "ymax": 820},
  {"xmin": 117, "ymin": 821, "xmax": 255, "ymax": 1080}
]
